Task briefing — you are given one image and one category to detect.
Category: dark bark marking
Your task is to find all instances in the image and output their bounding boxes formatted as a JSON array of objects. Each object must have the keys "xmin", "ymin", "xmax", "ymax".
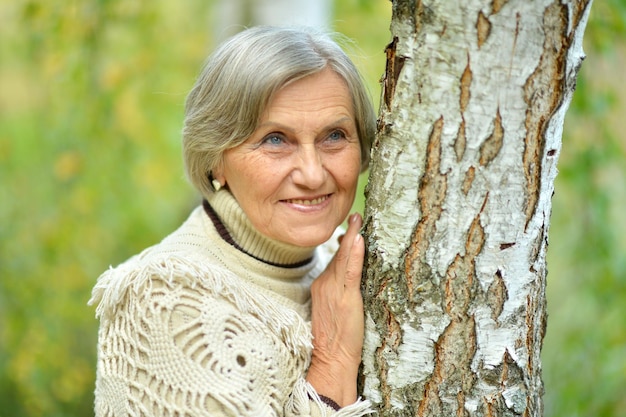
[
  {"xmin": 417, "ymin": 197, "xmax": 488, "ymax": 414},
  {"xmin": 480, "ymin": 350, "xmax": 526, "ymax": 415},
  {"xmin": 479, "ymin": 108, "xmax": 504, "ymax": 167},
  {"xmin": 461, "ymin": 165, "xmax": 474, "ymax": 195},
  {"xmin": 501, "ymin": 351, "xmax": 526, "ymax": 411},
  {"xmin": 482, "ymin": 397, "xmax": 498, "ymax": 417},
  {"xmin": 487, "ymin": 269, "xmax": 508, "ymax": 321},
  {"xmin": 500, "ymin": 242, "xmax": 516, "ymax": 250},
  {"xmin": 383, "ymin": 37, "xmax": 406, "ymax": 109},
  {"xmin": 525, "ymin": 294, "xmax": 535, "ymax": 375},
  {"xmin": 405, "ymin": 117, "xmax": 447, "ymax": 299},
  {"xmin": 466, "ymin": 200, "xmax": 487, "ymax": 257},
  {"xmin": 476, "ymin": 11, "xmax": 491, "ymax": 48},
  {"xmin": 391, "ymin": 0, "xmax": 426, "ymax": 33},
  {"xmin": 525, "ymin": 222, "xmax": 548, "ymax": 385},
  {"xmin": 491, "ymin": 0, "xmax": 508, "ymax": 14},
  {"xmin": 445, "ymin": 255, "xmax": 471, "ymax": 319},
  {"xmin": 460, "ymin": 55, "xmax": 472, "ymax": 114},
  {"xmin": 418, "ymin": 378, "xmax": 443, "ymax": 417},
  {"xmin": 444, "ymin": 207, "xmax": 485, "ymax": 322},
  {"xmin": 529, "ymin": 225, "xmax": 544, "ymax": 266},
  {"xmin": 454, "ymin": 118, "xmax": 467, "ymax": 162},
  {"xmin": 508, "ymin": 13, "xmax": 522, "ymax": 80},
  {"xmin": 415, "ymin": 1, "xmax": 433, "ymax": 34},
  {"xmin": 374, "ymin": 307, "xmax": 402, "ymax": 410},
  {"xmin": 419, "ymin": 317, "xmax": 478, "ymax": 416},
  {"xmin": 457, "ymin": 390, "xmax": 470, "ymax": 417},
  {"xmin": 569, "ymin": 1, "xmax": 593, "ymax": 41},
  {"xmin": 522, "ymin": 3, "xmax": 569, "ymax": 229}
]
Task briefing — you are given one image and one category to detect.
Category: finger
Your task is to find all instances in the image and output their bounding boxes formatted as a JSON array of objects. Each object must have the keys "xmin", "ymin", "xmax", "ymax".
[
  {"xmin": 342, "ymin": 213, "xmax": 362, "ymax": 248},
  {"xmin": 343, "ymin": 228, "xmax": 364, "ymax": 291},
  {"xmin": 331, "ymin": 216, "xmax": 355, "ymax": 271},
  {"xmin": 347, "ymin": 212, "xmax": 362, "ymax": 234},
  {"xmin": 334, "ymin": 214, "xmax": 363, "ymax": 287}
]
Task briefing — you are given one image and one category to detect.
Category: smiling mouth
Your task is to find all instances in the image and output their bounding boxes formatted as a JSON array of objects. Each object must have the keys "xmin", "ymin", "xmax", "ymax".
[{"xmin": 284, "ymin": 194, "xmax": 330, "ymax": 206}]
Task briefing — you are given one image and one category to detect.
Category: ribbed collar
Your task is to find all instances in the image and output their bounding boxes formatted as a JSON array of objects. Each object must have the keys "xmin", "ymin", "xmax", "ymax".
[{"xmin": 205, "ymin": 190, "xmax": 316, "ymax": 267}]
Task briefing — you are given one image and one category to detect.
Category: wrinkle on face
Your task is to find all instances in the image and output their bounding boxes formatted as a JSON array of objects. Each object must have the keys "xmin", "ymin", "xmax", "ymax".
[{"xmin": 215, "ymin": 68, "xmax": 361, "ymax": 247}]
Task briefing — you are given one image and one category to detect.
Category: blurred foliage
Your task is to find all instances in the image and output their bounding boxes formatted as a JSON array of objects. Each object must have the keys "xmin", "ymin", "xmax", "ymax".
[
  {"xmin": 0, "ymin": 0, "xmax": 623, "ymax": 416},
  {"xmin": 0, "ymin": 1, "xmax": 211, "ymax": 415},
  {"xmin": 542, "ymin": 1, "xmax": 626, "ymax": 416}
]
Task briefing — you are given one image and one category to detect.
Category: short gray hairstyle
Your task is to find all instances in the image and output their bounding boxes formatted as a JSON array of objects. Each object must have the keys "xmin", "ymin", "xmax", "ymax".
[{"xmin": 182, "ymin": 26, "xmax": 376, "ymax": 199}]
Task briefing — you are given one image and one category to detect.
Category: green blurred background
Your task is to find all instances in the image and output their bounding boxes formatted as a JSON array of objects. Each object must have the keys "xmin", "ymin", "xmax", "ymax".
[{"xmin": 0, "ymin": 1, "xmax": 624, "ymax": 416}]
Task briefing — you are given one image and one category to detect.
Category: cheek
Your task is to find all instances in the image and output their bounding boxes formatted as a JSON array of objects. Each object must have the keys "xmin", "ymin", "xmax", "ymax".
[
  {"xmin": 329, "ymin": 165, "xmax": 360, "ymax": 201},
  {"xmin": 225, "ymin": 154, "xmax": 268, "ymax": 188},
  {"xmin": 228, "ymin": 160, "xmax": 286, "ymax": 204},
  {"xmin": 339, "ymin": 152, "xmax": 362, "ymax": 187}
]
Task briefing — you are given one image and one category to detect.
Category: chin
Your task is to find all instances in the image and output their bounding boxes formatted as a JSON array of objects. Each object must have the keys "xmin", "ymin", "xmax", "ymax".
[
  {"xmin": 289, "ymin": 237, "xmax": 327, "ymax": 248},
  {"xmin": 285, "ymin": 228, "xmax": 335, "ymax": 248}
]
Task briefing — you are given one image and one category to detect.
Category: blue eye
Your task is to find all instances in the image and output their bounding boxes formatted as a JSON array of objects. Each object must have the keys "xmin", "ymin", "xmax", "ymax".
[
  {"xmin": 328, "ymin": 130, "xmax": 345, "ymax": 141},
  {"xmin": 263, "ymin": 134, "xmax": 285, "ymax": 146}
]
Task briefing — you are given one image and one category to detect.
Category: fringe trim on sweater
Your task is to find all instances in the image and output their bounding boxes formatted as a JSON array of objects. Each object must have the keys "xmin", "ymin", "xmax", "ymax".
[
  {"xmin": 88, "ymin": 252, "xmax": 313, "ymax": 358},
  {"xmin": 286, "ymin": 378, "xmax": 373, "ymax": 417}
]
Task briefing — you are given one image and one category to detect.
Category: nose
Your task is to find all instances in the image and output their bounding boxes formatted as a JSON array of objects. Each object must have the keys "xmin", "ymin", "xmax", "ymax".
[{"xmin": 292, "ymin": 144, "xmax": 326, "ymax": 189}]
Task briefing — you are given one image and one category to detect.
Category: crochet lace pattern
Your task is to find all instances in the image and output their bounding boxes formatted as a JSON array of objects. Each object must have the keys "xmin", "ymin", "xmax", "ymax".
[
  {"xmin": 95, "ymin": 272, "xmax": 303, "ymax": 415},
  {"xmin": 89, "ymin": 200, "xmax": 372, "ymax": 417}
]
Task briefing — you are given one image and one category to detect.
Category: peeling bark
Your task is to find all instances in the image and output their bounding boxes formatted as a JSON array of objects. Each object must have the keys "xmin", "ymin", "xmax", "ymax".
[{"xmin": 360, "ymin": 1, "xmax": 592, "ymax": 416}]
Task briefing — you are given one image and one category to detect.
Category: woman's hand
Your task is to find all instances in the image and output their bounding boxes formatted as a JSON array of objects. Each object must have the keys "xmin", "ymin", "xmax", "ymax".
[{"xmin": 306, "ymin": 213, "xmax": 365, "ymax": 408}]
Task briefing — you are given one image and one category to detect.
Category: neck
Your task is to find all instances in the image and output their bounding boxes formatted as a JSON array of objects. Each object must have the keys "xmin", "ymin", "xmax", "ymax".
[{"xmin": 204, "ymin": 191, "xmax": 316, "ymax": 267}]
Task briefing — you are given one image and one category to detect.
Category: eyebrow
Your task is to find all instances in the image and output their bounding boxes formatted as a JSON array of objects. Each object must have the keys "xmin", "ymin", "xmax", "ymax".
[{"xmin": 256, "ymin": 116, "xmax": 355, "ymax": 134}]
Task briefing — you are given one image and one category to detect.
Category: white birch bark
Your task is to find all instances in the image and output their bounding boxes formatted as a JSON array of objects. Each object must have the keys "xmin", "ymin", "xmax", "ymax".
[{"xmin": 360, "ymin": 1, "xmax": 592, "ymax": 416}]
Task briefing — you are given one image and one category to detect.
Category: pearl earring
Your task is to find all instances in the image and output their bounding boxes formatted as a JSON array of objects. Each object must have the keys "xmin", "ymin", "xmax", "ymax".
[{"xmin": 212, "ymin": 179, "xmax": 222, "ymax": 192}]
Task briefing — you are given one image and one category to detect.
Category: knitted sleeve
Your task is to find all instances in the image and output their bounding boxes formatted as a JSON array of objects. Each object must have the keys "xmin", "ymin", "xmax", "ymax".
[
  {"xmin": 95, "ymin": 277, "xmax": 304, "ymax": 416},
  {"xmin": 91, "ymin": 256, "xmax": 372, "ymax": 416}
]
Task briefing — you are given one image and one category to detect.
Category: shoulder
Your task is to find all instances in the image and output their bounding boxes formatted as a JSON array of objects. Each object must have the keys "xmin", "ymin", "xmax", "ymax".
[
  {"xmin": 88, "ymin": 206, "xmax": 221, "ymax": 319},
  {"xmin": 89, "ymin": 252, "xmax": 230, "ymax": 320},
  {"xmin": 90, "ymin": 240, "xmax": 313, "ymax": 356}
]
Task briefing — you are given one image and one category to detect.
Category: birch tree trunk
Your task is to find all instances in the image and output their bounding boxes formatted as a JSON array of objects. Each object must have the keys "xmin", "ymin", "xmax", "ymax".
[{"xmin": 360, "ymin": 1, "xmax": 592, "ymax": 416}]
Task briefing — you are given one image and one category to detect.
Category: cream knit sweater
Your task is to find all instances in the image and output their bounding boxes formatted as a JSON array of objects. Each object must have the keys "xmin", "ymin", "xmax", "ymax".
[{"xmin": 89, "ymin": 191, "xmax": 372, "ymax": 416}]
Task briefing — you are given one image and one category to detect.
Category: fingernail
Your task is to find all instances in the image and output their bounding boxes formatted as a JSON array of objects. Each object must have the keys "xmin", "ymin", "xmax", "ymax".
[{"xmin": 354, "ymin": 233, "xmax": 361, "ymax": 244}]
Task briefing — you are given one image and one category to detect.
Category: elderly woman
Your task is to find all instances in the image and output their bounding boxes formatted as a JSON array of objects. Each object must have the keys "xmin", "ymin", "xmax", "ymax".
[{"xmin": 89, "ymin": 26, "xmax": 376, "ymax": 416}]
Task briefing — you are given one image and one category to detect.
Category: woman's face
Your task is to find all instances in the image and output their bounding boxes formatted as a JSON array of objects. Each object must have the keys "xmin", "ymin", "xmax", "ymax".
[{"xmin": 214, "ymin": 67, "xmax": 362, "ymax": 247}]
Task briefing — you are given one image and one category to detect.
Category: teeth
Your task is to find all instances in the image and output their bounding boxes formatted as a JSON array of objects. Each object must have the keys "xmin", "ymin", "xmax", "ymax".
[{"xmin": 288, "ymin": 196, "xmax": 327, "ymax": 205}]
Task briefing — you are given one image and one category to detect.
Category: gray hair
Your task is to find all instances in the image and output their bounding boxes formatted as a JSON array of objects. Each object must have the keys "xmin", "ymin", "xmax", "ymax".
[{"xmin": 182, "ymin": 26, "xmax": 376, "ymax": 199}]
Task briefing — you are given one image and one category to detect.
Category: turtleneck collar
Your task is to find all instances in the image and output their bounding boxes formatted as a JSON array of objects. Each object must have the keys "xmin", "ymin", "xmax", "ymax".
[{"xmin": 204, "ymin": 190, "xmax": 317, "ymax": 267}]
